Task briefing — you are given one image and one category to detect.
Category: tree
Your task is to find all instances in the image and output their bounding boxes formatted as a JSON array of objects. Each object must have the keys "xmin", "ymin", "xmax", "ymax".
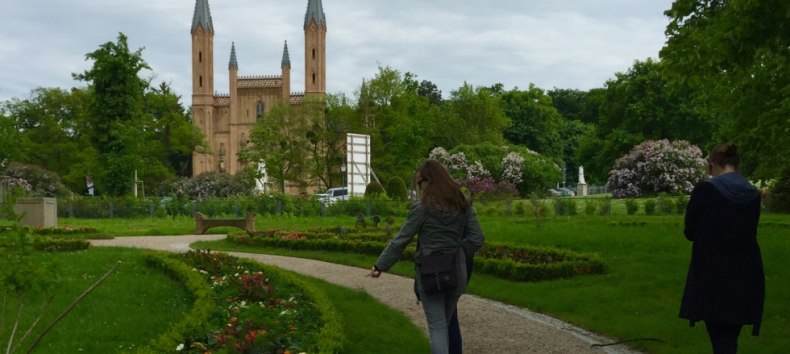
[
  {"xmin": 660, "ymin": 0, "xmax": 790, "ymax": 179},
  {"xmin": 500, "ymin": 84, "xmax": 564, "ymax": 159},
  {"xmin": 243, "ymin": 102, "xmax": 311, "ymax": 193},
  {"xmin": 440, "ymin": 82, "xmax": 508, "ymax": 148},
  {"xmin": 144, "ymin": 82, "xmax": 204, "ymax": 177},
  {"xmin": 580, "ymin": 59, "xmax": 713, "ymax": 183},
  {"xmin": 1, "ymin": 87, "xmax": 97, "ymax": 192},
  {"xmin": 73, "ymin": 32, "xmax": 152, "ymax": 195},
  {"xmin": 417, "ymin": 80, "xmax": 443, "ymax": 106}
]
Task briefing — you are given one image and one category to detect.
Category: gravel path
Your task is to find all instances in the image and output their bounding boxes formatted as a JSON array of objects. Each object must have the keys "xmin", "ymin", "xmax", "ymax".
[{"xmin": 91, "ymin": 235, "xmax": 642, "ymax": 354}]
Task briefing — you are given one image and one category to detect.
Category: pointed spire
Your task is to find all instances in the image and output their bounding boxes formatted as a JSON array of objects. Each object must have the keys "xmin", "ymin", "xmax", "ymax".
[
  {"xmin": 192, "ymin": 0, "xmax": 214, "ymax": 32},
  {"xmin": 228, "ymin": 42, "xmax": 238, "ymax": 70},
  {"xmin": 281, "ymin": 41, "xmax": 291, "ymax": 69},
  {"xmin": 304, "ymin": 0, "xmax": 327, "ymax": 28}
]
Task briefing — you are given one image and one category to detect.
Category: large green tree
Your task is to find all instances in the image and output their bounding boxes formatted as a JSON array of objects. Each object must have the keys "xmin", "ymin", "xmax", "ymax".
[
  {"xmin": 661, "ymin": 0, "xmax": 790, "ymax": 178},
  {"xmin": 1, "ymin": 87, "xmax": 97, "ymax": 192},
  {"xmin": 73, "ymin": 33, "xmax": 156, "ymax": 195},
  {"xmin": 499, "ymin": 84, "xmax": 564, "ymax": 159},
  {"xmin": 577, "ymin": 59, "xmax": 712, "ymax": 183}
]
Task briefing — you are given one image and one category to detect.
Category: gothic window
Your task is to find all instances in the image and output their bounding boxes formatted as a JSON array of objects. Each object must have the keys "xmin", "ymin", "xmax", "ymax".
[
  {"xmin": 199, "ymin": 51, "xmax": 202, "ymax": 63},
  {"xmin": 312, "ymin": 73, "xmax": 316, "ymax": 84},
  {"xmin": 256, "ymin": 101, "xmax": 264, "ymax": 120},
  {"xmin": 199, "ymin": 76, "xmax": 203, "ymax": 88},
  {"xmin": 312, "ymin": 48, "xmax": 315, "ymax": 59}
]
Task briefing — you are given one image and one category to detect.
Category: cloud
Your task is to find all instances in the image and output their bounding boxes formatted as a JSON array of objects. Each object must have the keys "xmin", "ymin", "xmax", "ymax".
[{"xmin": 0, "ymin": 0, "xmax": 673, "ymax": 102}]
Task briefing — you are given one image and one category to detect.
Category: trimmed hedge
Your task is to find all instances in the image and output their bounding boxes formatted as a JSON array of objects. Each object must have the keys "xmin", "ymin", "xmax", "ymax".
[{"xmin": 228, "ymin": 229, "xmax": 606, "ymax": 282}]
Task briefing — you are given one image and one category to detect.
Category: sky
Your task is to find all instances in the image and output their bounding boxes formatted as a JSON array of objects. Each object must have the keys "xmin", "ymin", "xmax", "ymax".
[{"xmin": 0, "ymin": 0, "xmax": 675, "ymax": 103}]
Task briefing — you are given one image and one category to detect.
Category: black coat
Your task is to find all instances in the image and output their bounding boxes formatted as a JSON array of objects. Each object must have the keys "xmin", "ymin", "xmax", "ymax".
[{"xmin": 680, "ymin": 181, "xmax": 765, "ymax": 335}]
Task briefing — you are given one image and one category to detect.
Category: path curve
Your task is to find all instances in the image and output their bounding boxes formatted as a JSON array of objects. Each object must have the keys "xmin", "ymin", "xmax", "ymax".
[{"xmin": 91, "ymin": 235, "xmax": 642, "ymax": 354}]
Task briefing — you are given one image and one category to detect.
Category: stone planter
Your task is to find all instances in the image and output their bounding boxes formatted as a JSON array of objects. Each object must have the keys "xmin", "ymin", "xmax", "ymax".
[{"xmin": 13, "ymin": 197, "xmax": 57, "ymax": 228}]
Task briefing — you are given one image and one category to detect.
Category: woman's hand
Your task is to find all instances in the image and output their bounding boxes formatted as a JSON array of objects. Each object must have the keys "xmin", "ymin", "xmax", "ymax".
[{"xmin": 367, "ymin": 266, "xmax": 382, "ymax": 278}]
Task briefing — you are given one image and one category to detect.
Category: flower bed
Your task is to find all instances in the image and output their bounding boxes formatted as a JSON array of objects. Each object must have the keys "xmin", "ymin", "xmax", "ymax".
[
  {"xmin": 229, "ymin": 228, "xmax": 606, "ymax": 282},
  {"xmin": 141, "ymin": 250, "xmax": 344, "ymax": 354}
]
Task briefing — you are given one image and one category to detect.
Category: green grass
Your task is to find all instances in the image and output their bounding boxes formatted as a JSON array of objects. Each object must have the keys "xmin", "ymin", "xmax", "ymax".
[
  {"xmin": 1, "ymin": 248, "xmax": 192, "ymax": 353},
  {"xmin": 297, "ymin": 276, "xmax": 429, "ymax": 353},
  {"xmin": 0, "ymin": 245, "xmax": 429, "ymax": 353},
  {"xmin": 194, "ymin": 213, "xmax": 790, "ymax": 354}
]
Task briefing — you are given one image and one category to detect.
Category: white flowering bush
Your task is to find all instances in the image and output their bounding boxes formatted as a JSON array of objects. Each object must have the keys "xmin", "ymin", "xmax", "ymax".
[
  {"xmin": 607, "ymin": 139, "xmax": 706, "ymax": 198},
  {"xmin": 501, "ymin": 152, "xmax": 524, "ymax": 185}
]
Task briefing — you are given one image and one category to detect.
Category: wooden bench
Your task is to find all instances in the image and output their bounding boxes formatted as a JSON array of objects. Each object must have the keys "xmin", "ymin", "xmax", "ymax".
[{"xmin": 194, "ymin": 212, "xmax": 256, "ymax": 235}]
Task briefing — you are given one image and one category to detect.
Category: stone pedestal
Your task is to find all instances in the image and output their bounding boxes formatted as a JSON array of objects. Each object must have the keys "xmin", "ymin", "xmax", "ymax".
[
  {"xmin": 13, "ymin": 197, "xmax": 57, "ymax": 228},
  {"xmin": 577, "ymin": 183, "xmax": 588, "ymax": 197}
]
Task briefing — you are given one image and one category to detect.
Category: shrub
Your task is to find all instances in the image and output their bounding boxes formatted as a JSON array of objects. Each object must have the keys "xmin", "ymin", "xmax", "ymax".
[
  {"xmin": 644, "ymin": 199, "xmax": 657, "ymax": 215},
  {"xmin": 513, "ymin": 201, "xmax": 527, "ymax": 216},
  {"xmin": 768, "ymin": 168, "xmax": 790, "ymax": 213},
  {"xmin": 656, "ymin": 194, "xmax": 674, "ymax": 215},
  {"xmin": 675, "ymin": 195, "xmax": 689, "ymax": 214},
  {"xmin": 167, "ymin": 171, "xmax": 253, "ymax": 200},
  {"xmin": 607, "ymin": 139, "xmax": 706, "ymax": 198},
  {"xmin": 597, "ymin": 198, "xmax": 612, "ymax": 215},
  {"xmin": 554, "ymin": 198, "xmax": 577, "ymax": 216},
  {"xmin": 3, "ymin": 162, "xmax": 72, "ymax": 197},
  {"xmin": 386, "ymin": 176, "xmax": 408, "ymax": 201},
  {"xmin": 625, "ymin": 199, "xmax": 639, "ymax": 215},
  {"xmin": 584, "ymin": 201, "xmax": 597, "ymax": 215},
  {"xmin": 365, "ymin": 181, "xmax": 385, "ymax": 197}
]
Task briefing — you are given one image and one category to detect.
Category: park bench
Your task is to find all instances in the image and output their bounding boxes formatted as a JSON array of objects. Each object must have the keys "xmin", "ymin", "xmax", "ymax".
[{"xmin": 194, "ymin": 212, "xmax": 256, "ymax": 235}]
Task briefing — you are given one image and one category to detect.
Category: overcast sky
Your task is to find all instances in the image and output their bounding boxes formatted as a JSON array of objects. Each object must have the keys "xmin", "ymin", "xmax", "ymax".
[{"xmin": 0, "ymin": 0, "xmax": 674, "ymax": 103}]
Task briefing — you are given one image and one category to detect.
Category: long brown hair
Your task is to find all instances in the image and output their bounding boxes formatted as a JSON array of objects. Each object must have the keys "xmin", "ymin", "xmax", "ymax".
[{"xmin": 416, "ymin": 159, "xmax": 469, "ymax": 213}]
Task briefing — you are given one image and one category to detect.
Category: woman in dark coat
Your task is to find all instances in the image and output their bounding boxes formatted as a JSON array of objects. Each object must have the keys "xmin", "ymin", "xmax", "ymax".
[{"xmin": 680, "ymin": 144, "xmax": 765, "ymax": 354}]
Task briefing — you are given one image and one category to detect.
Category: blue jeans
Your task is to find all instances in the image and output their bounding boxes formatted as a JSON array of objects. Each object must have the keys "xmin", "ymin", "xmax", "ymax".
[{"xmin": 420, "ymin": 287, "xmax": 462, "ymax": 354}]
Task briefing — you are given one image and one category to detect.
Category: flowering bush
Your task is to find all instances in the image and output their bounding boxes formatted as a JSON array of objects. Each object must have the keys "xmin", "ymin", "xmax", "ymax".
[
  {"xmin": 501, "ymin": 152, "xmax": 524, "ymax": 185},
  {"xmin": 2, "ymin": 163, "xmax": 71, "ymax": 197},
  {"xmin": 607, "ymin": 139, "xmax": 706, "ymax": 198},
  {"xmin": 457, "ymin": 177, "xmax": 517, "ymax": 201},
  {"xmin": 178, "ymin": 250, "xmax": 324, "ymax": 354},
  {"xmin": 431, "ymin": 143, "xmax": 560, "ymax": 197},
  {"xmin": 167, "ymin": 171, "xmax": 254, "ymax": 200}
]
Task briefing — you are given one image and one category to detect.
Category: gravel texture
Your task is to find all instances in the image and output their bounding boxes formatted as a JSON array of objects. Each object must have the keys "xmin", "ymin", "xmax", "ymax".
[{"xmin": 91, "ymin": 235, "xmax": 643, "ymax": 354}]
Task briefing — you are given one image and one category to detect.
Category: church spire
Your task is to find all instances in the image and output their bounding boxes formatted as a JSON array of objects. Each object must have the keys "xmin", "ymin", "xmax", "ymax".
[
  {"xmin": 281, "ymin": 41, "xmax": 291, "ymax": 68},
  {"xmin": 229, "ymin": 42, "xmax": 238, "ymax": 70},
  {"xmin": 192, "ymin": 0, "xmax": 214, "ymax": 33},
  {"xmin": 304, "ymin": 0, "xmax": 326, "ymax": 28}
]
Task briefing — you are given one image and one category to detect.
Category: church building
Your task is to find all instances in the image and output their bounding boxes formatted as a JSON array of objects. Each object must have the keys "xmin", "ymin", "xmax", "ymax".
[{"xmin": 190, "ymin": 0, "xmax": 327, "ymax": 177}]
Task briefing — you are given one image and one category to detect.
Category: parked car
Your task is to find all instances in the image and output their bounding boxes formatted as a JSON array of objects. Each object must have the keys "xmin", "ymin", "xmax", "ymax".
[
  {"xmin": 322, "ymin": 187, "xmax": 349, "ymax": 205},
  {"xmin": 547, "ymin": 188, "xmax": 576, "ymax": 197}
]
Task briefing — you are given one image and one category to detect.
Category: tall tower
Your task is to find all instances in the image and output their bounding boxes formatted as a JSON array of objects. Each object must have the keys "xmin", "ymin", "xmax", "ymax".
[
  {"xmin": 228, "ymin": 42, "xmax": 239, "ymax": 173},
  {"xmin": 304, "ymin": 0, "xmax": 326, "ymax": 95},
  {"xmin": 191, "ymin": 0, "xmax": 215, "ymax": 175},
  {"xmin": 281, "ymin": 41, "xmax": 292, "ymax": 103}
]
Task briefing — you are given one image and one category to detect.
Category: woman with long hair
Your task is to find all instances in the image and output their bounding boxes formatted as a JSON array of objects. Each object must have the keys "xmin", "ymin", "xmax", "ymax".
[
  {"xmin": 368, "ymin": 159, "xmax": 484, "ymax": 353},
  {"xmin": 680, "ymin": 144, "xmax": 765, "ymax": 354}
]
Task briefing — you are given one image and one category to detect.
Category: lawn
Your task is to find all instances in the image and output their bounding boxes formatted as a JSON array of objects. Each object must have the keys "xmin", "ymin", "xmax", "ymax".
[{"xmin": 26, "ymin": 210, "xmax": 790, "ymax": 353}]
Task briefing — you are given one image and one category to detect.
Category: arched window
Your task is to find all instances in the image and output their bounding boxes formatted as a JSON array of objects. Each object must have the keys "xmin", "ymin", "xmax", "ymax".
[
  {"xmin": 312, "ymin": 48, "xmax": 315, "ymax": 59},
  {"xmin": 312, "ymin": 73, "xmax": 316, "ymax": 84},
  {"xmin": 256, "ymin": 101, "xmax": 264, "ymax": 120},
  {"xmin": 199, "ymin": 51, "xmax": 202, "ymax": 63},
  {"xmin": 199, "ymin": 76, "xmax": 203, "ymax": 88}
]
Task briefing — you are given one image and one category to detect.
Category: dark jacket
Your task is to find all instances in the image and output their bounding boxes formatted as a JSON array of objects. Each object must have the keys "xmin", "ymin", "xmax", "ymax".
[
  {"xmin": 680, "ymin": 173, "xmax": 764, "ymax": 335},
  {"xmin": 374, "ymin": 203, "xmax": 485, "ymax": 295}
]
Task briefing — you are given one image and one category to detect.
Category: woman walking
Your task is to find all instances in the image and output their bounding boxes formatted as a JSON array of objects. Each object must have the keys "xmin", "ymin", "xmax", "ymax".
[
  {"xmin": 680, "ymin": 144, "xmax": 765, "ymax": 354},
  {"xmin": 368, "ymin": 159, "xmax": 484, "ymax": 354}
]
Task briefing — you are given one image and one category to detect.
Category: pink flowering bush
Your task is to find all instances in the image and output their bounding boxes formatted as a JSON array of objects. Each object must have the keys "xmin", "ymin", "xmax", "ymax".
[{"xmin": 607, "ymin": 139, "xmax": 706, "ymax": 198}]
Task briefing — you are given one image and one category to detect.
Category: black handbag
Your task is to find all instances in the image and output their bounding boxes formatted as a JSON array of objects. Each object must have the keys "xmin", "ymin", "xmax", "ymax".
[
  {"xmin": 417, "ymin": 210, "xmax": 467, "ymax": 295},
  {"xmin": 419, "ymin": 249, "xmax": 458, "ymax": 294}
]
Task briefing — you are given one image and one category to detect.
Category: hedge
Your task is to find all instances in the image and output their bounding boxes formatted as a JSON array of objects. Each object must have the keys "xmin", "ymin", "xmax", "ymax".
[{"xmin": 228, "ymin": 230, "xmax": 606, "ymax": 282}]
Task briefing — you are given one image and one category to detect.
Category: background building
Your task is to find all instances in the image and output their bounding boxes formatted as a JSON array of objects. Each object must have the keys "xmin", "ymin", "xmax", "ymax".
[{"xmin": 190, "ymin": 0, "xmax": 327, "ymax": 176}]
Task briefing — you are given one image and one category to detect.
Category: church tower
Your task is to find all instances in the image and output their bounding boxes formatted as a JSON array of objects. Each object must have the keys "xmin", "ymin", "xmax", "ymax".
[
  {"xmin": 281, "ymin": 41, "xmax": 291, "ymax": 103},
  {"xmin": 304, "ymin": 0, "xmax": 326, "ymax": 95},
  {"xmin": 191, "ymin": 0, "xmax": 215, "ymax": 175}
]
